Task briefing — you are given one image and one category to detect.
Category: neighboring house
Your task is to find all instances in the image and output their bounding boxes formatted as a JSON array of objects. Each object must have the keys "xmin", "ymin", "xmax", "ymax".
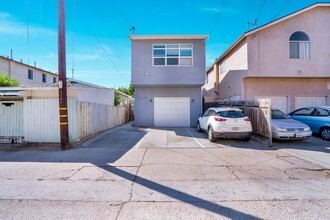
[
  {"xmin": 204, "ymin": 2, "xmax": 330, "ymax": 113},
  {"xmin": 0, "ymin": 86, "xmax": 119, "ymax": 143},
  {"xmin": 0, "ymin": 55, "xmax": 58, "ymax": 86},
  {"xmin": 50, "ymin": 78, "xmax": 115, "ymax": 106},
  {"xmin": 129, "ymin": 35, "xmax": 207, "ymax": 127},
  {"xmin": 117, "ymin": 91, "xmax": 134, "ymax": 106}
]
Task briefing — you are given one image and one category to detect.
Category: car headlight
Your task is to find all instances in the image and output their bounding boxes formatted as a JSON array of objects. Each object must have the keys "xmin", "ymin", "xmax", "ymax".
[
  {"xmin": 277, "ymin": 127, "xmax": 287, "ymax": 132},
  {"xmin": 304, "ymin": 127, "xmax": 310, "ymax": 131}
]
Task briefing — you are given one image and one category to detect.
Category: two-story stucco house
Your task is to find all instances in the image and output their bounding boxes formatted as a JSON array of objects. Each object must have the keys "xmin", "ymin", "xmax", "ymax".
[
  {"xmin": 204, "ymin": 2, "xmax": 330, "ymax": 113},
  {"xmin": 0, "ymin": 55, "xmax": 58, "ymax": 86},
  {"xmin": 129, "ymin": 35, "xmax": 207, "ymax": 127}
]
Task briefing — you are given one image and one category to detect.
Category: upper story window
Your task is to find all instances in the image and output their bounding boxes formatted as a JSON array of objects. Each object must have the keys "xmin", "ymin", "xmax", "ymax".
[
  {"xmin": 153, "ymin": 44, "xmax": 193, "ymax": 66},
  {"xmin": 53, "ymin": 77, "xmax": 57, "ymax": 83},
  {"xmin": 28, "ymin": 69, "xmax": 33, "ymax": 80},
  {"xmin": 220, "ymin": 60, "xmax": 226, "ymax": 74},
  {"xmin": 289, "ymin": 31, "xmax": 310, "ymax": 59},
  {"xmin": 42, "ymin": 74, "xmax": 47, "ymax": 83}
]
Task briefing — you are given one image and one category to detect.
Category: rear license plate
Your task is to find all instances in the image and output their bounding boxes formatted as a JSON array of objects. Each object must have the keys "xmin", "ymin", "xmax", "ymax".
[{"xmin": 232, "ymin": 127, "xmax": 239, "ymax": 131}]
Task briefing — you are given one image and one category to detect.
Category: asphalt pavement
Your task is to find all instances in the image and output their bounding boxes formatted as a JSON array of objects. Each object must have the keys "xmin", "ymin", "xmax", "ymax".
[{"xmin": 0, "ymin": 122, "xmax": 329, "ymax": 219}]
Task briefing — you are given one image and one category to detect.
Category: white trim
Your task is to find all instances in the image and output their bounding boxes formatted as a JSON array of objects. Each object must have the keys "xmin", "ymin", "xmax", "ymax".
[{"xmin": 129, "ymin": 35, "xmax": 208, "ymax": 40}]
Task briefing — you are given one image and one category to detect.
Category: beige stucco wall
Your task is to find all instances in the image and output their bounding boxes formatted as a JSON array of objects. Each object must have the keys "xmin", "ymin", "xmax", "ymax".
[
  {"xmin": 0, "ymin": 57, "xmax": 58, "ymax": 86},
  {"xmin": 217, "ymin": 40, "xmax": 248, "ymax": 100},
  {"xmin": 244, "ymin": 77, "xmax": 330, "ymax": 111},
  {"xmin": 219, "ymin": 70, "xmax": 247, "ymax": 100},
  {"xmin": 247, "ymin": 7, "xmax": 330, "ymax": 77},
  {"xmin": 203, "ymin": 66, "xmax": 218, "ymax": 102}
]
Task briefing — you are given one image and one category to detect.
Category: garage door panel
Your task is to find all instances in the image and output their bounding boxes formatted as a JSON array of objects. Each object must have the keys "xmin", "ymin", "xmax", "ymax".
[
  {"xmin": 256, "ymin": 96, "xmax": 288, "ymax": 113},
  {"xmin": 154, "ymin": 97, "xmax": 190, "ymax": 127},
  {"xmin": 295, "ymin": 97, "xmax": 326, "ymax": 109}
]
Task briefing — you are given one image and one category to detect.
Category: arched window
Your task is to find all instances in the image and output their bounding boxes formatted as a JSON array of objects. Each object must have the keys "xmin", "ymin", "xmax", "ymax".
[{"xmin": 289, "ymin": 31, "xmax": 310, "ymax": 59}]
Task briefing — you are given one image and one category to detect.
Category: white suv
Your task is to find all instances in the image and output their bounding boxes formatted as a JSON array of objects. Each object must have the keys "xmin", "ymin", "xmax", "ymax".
[{"xmin": 197, "ymin": 107, "xmax": 252, "ymax": 142}]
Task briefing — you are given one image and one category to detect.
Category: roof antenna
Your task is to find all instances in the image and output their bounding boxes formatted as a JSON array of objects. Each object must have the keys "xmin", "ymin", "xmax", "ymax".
[
  {"xmin": 247, "ymin": 19, "xmax": 257, "ymax": 31},
  {"xmin": 129, "ymin": 26, "xmax": 135, "ymax": 35}
]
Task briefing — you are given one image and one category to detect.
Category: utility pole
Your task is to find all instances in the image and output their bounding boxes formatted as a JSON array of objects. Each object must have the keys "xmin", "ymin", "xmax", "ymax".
[{"xmin": 58, "ymin": 0, "xmax": 70, "ymax": 149}]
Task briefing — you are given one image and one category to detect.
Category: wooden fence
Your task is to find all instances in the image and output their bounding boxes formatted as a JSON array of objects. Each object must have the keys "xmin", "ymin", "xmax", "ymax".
[{"xmin": 203, "ymin": 99, "xmax": 272, "ymax": 147}]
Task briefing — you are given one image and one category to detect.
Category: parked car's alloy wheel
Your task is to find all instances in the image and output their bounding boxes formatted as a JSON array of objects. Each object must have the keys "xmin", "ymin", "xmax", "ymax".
[
  {"xmin": 208, "ymin": 127, "xmax": 216, "ymax": 142},
  {"xmin": 197, "ymin": 122, "xmax": 201, "ymax": 132},
  {"xmin": 320, "ymin": 127, "xmax": 330, "ymax": 140}
]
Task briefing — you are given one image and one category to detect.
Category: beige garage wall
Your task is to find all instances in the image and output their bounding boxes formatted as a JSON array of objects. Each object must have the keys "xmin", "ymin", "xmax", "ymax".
[{"xmin": 244, "ymin": 77, "xmax": 330, "ymax": 111}]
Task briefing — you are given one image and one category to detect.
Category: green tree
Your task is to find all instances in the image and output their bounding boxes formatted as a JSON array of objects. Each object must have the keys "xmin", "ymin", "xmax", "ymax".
[
  {"xmin": 118, "ymin": 83, "xmax": 134, "ymax": 97},
  {"xmin": 114, "ymin": 90, "xmax": 121, "ymax": 106},
  {"xmin": 0, "ymin": 71, "xmax": 20, "ymax": 87}
]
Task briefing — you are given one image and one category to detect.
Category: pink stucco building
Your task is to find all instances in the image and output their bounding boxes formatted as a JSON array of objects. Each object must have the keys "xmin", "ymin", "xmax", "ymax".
[{"xmin": 204, "ymin": 2, "xmax": 330, "ymax": 113}]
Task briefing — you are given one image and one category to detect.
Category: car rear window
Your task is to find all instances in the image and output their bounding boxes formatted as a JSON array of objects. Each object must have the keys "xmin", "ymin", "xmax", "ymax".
[
  {"xmin": 272, "ymin": 110, "xmax": 290, "ymax": 119},
  {"xmin": 217, "ymin": 111, "xmax": 245, "ymax": 118}
]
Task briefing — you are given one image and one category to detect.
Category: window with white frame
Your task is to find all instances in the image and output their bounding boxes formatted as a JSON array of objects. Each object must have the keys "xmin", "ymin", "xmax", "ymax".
[
  {"xmin": 220, "ymin": 60, "xmax": 226, "ymax": 74},
  {"xmin": 153, "ymin": 44, "xmax": 193, "ymax": 66},
  {"xmin": 289, "ymin": 31, "xmax": 310, "ymax": 59}
]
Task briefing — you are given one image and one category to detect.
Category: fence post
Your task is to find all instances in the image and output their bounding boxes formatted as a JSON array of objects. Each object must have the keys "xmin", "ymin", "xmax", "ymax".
[{"xmin": 267, "ymin": 104, "xmax": 273, "ymax": 147}]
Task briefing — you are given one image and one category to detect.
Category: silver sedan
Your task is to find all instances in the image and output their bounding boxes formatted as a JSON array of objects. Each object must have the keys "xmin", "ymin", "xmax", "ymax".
[{"xmin": 272, "ymin": 109, "xmax": 312, "ymax": 140}]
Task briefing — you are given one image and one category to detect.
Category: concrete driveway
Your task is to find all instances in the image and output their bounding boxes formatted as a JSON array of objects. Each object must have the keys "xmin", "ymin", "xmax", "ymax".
[
  {"xmin": 0, "ymin": 123, "xmax": 330, "ymax": 219},
  {"xmin": 135, "ymin": 126, "xmax": 330, "ymax": 168}
]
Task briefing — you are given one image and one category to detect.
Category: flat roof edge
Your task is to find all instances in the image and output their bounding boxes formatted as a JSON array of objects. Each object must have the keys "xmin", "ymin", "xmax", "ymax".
[{"xmin": 129, "ymin": 35, "xmax": 209, "ymax": 40}]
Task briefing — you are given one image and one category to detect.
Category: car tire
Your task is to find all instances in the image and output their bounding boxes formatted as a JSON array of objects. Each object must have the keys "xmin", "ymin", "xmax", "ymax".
[
  {"xmin": 197, "ymin": 122, "xmax": 201, "ymax": 132},
  {"xmin": 208, "ymin": 127, "xmax": 216, "ymax": 142},
  {"xmin": 242, "ymin": 136, "xmax": 251, "ymax": 142},
  {"xmin": 320, "ymin": 127, "xmax": 330, "ymax": 141}
]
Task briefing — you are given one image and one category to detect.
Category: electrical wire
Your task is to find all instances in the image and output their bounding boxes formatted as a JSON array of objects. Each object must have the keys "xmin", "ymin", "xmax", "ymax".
[
  {"xmin": 270, "ymin": 0, "xmax": 291, "ymax": 22},
  {"xmin": 88, "ymin": 25, "xmax": 127, "ymax": 82},
  {"xmin": 111, "ymin": 0, "xmax": 131, "ymax": 28},
  {"xmin": 35, "ymin": 0, "xmax": 44, "ymax": 63},
  {"xmin": 256, "ymin": 0, "xmax": 266, "ymax": 21},
  {"xmin": 26, "ymin": 0, "xmax": 30, "ymax": 65},
  {"xmin": 95, "ymin": 1, "xmax": 123, "ymax": 69},
  {"xmin": 209, "ymin": 0, "xmax": 228, "ymax": 37},
  {"xmin": 71, "ymin": 0, "xmax": 76, "ymax": 79}
]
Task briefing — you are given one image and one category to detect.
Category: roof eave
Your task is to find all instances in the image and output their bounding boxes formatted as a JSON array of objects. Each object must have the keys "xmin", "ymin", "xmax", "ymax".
[{"xmin": 129, "ymin": 35, "xmax": 209, "ymax": 40}]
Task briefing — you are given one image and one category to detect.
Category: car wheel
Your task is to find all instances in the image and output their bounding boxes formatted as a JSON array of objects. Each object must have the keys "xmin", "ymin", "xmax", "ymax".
[
  {"xmin": 197, "ymin": 122, "xmax": 201, "ymax": 132},
  {"xmin": 320, "ymin": 127, "xmax": 330, "ymax": 141},
  {"xmin": 208, "ymin": 127, "xmax": 216, "ymax": 142},
  {"xmin": 242, "ymin": 136, "xmax": 251, "ymax": 142}
]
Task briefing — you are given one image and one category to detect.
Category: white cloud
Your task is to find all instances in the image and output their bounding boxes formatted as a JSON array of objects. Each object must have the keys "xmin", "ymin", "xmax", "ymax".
[
  {"xmin": 0, "ymin": 12, "xmax": 10, "ymax": 19},
  {"xmin": 0, "ymin": 12, "xmax": 56, "ymax": 36},
  {"xmin": 200, "ymin": 7, "xmax": 240, "ymax": 15}
]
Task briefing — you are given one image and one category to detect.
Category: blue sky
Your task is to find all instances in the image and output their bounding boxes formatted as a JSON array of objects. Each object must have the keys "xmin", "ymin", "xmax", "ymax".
[{"xmin": 0, "ymin": 0, "xmax": 327, "ymax": 88}]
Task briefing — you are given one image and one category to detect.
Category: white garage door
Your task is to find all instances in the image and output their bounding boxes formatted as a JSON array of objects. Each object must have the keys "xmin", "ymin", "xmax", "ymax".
[
  {"xmin": 256, "ymin": 96, "xmax": 288, "ymax": 113},
  {"xmin": 295, "ymin": 97, "xmax": 326, "ymax": 109},
  {"xmin": 154, "ymin": 97, "xmax": 190, "ymax": 127}
]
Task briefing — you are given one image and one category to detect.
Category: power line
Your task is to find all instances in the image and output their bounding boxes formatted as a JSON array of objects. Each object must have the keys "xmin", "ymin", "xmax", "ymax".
[
  {"xmin": 26, "ymin": 0, "xmax": 30, "ymax": 65},
  {"xmin": 111, "ymin": 0, "xmax": 131, "ymax": 28},
  {"xmin": 88, "ymin": 25, "xmax": 127, "ymax": 82},
  {"xmin": 209, "ymin": 0, "xmax": 228, "ymax": 37},
  {"xmin": 71, "ymin": 0, "xmax": 76, "ymax": 79},
  {"xmin": 270, "ymin": 0, "xmax": 291, "ymax": 22},
  {"xmin": 95, "ymin": 1, "xmax": 123, "ymax": 69},
  {"xmin": 35, "ymin": 0, "xmax": 44, "ymax": 62},
  {"xmin": 256, "ymin": 0, "xmax": 266, "ymax": 21}
]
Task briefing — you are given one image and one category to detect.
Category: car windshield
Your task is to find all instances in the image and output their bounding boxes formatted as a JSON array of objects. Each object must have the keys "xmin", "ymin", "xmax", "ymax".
[
  {"xmin": 272, "ymin": 110, "xmax": 290, "ymax": 119},
  {"xmin": 217, "ymin": 111, "xmax": 245, "ymax": 118}
]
